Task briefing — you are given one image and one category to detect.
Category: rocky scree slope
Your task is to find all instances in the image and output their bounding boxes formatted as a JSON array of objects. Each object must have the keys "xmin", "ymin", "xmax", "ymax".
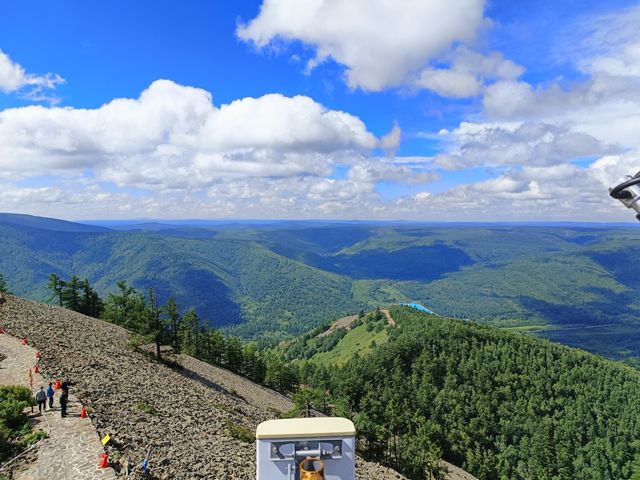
[{"xmin": 0, "ymin": 296, "xmax": 406, "ymax": 479}]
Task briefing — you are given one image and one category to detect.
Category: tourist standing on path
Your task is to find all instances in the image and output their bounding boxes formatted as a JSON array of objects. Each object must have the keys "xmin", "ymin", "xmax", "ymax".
[
  {"xmin": 61, "ymin": 380, "xmax": 73, "ymax": 393},
  {"xmin": 60, "ymin": 389, "xmax": 68, "ymax": 417},
  {"xmin": 47, "ymin": 382, "xmax": 55, "ymax": 409},
  {"xmin": 35, "ymin": 386, "xmax": 47, "ymax": 413}
]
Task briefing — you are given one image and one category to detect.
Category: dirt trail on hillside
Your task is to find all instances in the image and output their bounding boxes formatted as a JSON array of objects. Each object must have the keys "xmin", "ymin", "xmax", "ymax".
[
  {"xmin": 318, "ymin": 314, "xmax": 359, "ymax": 337},
  {"xmin": 380, "ymin": 309, "xmax": 396, "ymax": 327},
  {"xmin": 0, "ymin": 296, "xmax": 413, "ymax": 479},
  {"xmin": 0, "ymin": 332, "xmax": 116, "ymax": 480},
  {"xmin": 319, "ymin": 310, "xmax": 396, "ymax": 338}
]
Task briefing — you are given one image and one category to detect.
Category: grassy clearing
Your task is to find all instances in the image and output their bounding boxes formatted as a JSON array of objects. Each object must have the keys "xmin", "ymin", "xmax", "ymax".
[
  {"xmin": 503, "ymin": 324, "xmax": 553, "ymax": 332},
  {"xmin": 311, "ymin": 321, "xmax": 390, "ymax": 366}
]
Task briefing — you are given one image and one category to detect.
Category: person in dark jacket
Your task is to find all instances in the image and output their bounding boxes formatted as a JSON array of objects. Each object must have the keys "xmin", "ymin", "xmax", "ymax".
[
  {"xmin": 59, "ymin": 390, "xmax": 68, "ymax": 417},
  {"xmin": 46, "ymin": 382, "xmax": 55, "ymax": 409},
  {"xmin": 61, "ymin": 380, "xmax": 73, "ymax": 393},
  {"xmin": 35, "ymin": 386, "xmax": 47, "ymax": 413}
]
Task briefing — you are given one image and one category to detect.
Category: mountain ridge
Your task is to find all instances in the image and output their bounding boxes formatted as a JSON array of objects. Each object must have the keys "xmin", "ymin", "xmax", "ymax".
[{"xmin": 3, "ymin": 213, "xmax": 640, "ymax": 363}]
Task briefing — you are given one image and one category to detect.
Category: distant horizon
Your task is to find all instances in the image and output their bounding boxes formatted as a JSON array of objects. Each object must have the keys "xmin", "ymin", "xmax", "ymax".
[
  {"xmin": 83, "ymin": 218, "xmax": 640, "ymax": 227},
  {"xmin": 2, "ymin": 211, "xmax": 639, "ymax": 228}
]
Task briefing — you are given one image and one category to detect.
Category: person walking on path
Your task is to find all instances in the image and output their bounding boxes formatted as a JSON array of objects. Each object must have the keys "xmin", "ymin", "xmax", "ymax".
[
  {"xmin": 35, "ymin": 386, "xmax": 47, "ymax": 414},
  {"xmin": 60, "ymin": 389, "xmax": 68, "ymax": 418},
  {"xmin": 46, "ymin": 382, "xmax": 55, "ymax": 409}
]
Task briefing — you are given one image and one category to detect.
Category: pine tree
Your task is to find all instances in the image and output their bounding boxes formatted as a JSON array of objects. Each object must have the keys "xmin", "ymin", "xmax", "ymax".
[
  {"xmin": 102, "ymin": 281, "xmax": 145, "ymax": 329},
  {"xmin": 179, "ymin": 309, "xmax": 200, "ymax": 356},
  {"xmin": 61, "ymin": 275, "xmax": 81, "ymax": 312},
  {"xmin": 46, "ymin": 273, "xmax": 65, "ymax": 306},
  {"xmin": 0, "ymin": 273, "xmax": 9, "ymax": 296},
  {"xmin": 145, "ymin": 288, "xmax": 164, "ymax": 359},
  {"xmin": 224, "ymin": 337, "xmax": 244, "ymax": 372},
  {"xmin": 164, "ymin": 297, "xmax": 181, "ymax": 353},
  {"xmin": 78, "ymin": 278, "xmax": 104, "ymax": 317}
]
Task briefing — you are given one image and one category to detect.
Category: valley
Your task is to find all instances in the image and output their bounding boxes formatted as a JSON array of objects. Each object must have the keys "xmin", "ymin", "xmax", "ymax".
[{"xmin": 2, "ymin": 213, "xmax": 640, "ymax": 364}]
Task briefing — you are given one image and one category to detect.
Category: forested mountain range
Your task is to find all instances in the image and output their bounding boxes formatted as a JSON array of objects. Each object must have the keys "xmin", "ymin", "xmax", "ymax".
[{"xmin": 2, "ymin": 213, "xmax": 640, "ymax": 364}]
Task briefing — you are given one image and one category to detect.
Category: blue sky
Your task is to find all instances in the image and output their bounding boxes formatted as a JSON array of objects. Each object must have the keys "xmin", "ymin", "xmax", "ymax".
[{"xmin": 0, "ymin": 0, "xmax": 639, "ymax": 221}]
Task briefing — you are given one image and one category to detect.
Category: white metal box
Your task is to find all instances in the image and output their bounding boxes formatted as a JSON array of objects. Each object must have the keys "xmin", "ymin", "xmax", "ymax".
[{"xmin": 256, "ymin": 417, "xmax": 356, "ymax": 480}]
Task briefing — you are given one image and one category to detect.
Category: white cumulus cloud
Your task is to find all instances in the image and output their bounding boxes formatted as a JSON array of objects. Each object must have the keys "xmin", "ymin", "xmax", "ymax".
[
  {"xmin": 0, "ymin": 49, "xmax": 65, "ymax": 101},
  {"xmin": 0, "ymin": 79, "xmax": 440, "ymax": 220},
  {"xmin": 417, "ymin": 47, "xmax": 524, "ymax": 98},
  {"xmin": 0, "ymin": 79, "xmax": 381, "ymax": 188},
  {"xmin": 238, "ymin": 0, "xmax": 486, "ymax": 92},
  {"xmin": 435, "ymin": 121, "xmax": 616, "ymax": 170}
]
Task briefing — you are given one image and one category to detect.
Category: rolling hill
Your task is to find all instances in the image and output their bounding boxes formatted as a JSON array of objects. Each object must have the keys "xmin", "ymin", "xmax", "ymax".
[
  {"xmin": 283, "ymin": 306, "xmax": 640, "ymax": 479},
  {"xmin": 2, "ymin": 213, "xmax": 640, "ymax": 363}
]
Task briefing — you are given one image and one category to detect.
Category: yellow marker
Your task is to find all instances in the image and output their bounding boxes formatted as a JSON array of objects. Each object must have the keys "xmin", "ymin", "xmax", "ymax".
[{"xmin": 101, "ymin": 434, "xmax": 110, "ymax": 445}]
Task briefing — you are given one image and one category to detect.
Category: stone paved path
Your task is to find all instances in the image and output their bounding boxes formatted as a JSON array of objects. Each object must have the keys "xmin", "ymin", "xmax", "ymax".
[{"xmin": 0, "ymin": 332, "xmax": 117, "ymax": 480}]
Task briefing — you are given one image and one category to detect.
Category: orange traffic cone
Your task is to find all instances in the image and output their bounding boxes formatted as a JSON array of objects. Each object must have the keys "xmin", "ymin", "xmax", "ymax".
[
  {"xmin": 0, "ymin": 328, "xmax": 4, "ymax": 334},
  {"xmin": 34, "ymin": 364, "xmax": 40, "ymax": 374},
  {"xmin": 98, "ymin": 453, "xmax": 109, "ymax": 468},
  {"xmin": 36, "ymin": 351, "xmax": 42, "ymax": 359},
  {"xmin": 21, "ymin": 338, "xmax": 27, "ymax": 345},
  {"xmin": 54, "ymin": 380, "xmax": 62, "ymax": 390},
  {"xmin": 80, "ymin": 406, "xmax": 87, "ymax": 418}
]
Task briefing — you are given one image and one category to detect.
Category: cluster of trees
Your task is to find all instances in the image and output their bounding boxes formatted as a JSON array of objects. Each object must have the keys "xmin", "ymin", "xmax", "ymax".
[
  {"xmin": 283, "ymin": 326, "xmax": 347, "ymax": 361},
  {"xmin": 290, "ymin": 306, "xmax": 640, "ymax": 480},
  {"xmin": 283, "ymin": 310, "xmax": 386, "ymax": 361},
  {"xmin": 43, "ymin": 276, "xmax": 300, "ymax": 392},
  {"xmin": 46, "ymin": 274, "xmax": 103, "ymax": 318}
]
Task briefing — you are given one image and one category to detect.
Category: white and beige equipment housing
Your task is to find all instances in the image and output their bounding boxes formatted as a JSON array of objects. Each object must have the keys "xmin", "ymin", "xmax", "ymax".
[{"xmin": 256, "ymin": 417, "xmax": 356, "ymax": 480}]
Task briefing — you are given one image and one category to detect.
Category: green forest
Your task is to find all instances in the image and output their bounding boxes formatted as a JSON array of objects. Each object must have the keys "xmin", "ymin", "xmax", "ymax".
[{"xmin": 287, "ymin": 307, "xmax": 640, "ymax": 479}]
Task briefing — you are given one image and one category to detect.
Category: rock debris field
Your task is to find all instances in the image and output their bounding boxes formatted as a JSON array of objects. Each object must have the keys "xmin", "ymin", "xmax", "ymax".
[
  {"xmin": 0, "ymin": 331, "xmax": 117, "ymax": 480},
  {"xmin": 0, "ymin": 296, "xmax": 409, "ymax": 480}
]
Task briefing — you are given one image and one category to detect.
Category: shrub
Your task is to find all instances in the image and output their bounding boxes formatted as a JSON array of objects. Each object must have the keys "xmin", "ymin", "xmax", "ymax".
[
  {"xmin": 0, "ymin": 386, "xmax": 37, "ymax": 462},
  {"xmin": 19, "ymin": 430, "xmax": 47, "ymax": 446},
  {"xmin": 127, "ymin": 333, "xmax": 145, "ymax": 352},
  {"xmin": 135, "ymin": 402, "xmax": 156, "ymax": 415},
  {"xmin": 225, "ymin": 421, "xmax": 254, "ymax": 443}
]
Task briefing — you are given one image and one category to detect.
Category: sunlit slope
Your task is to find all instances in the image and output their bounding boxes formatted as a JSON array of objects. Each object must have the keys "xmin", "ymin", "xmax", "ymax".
[{"xmin": 280, "ymin": 310, "xmax": 393, "ymax": 366}]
